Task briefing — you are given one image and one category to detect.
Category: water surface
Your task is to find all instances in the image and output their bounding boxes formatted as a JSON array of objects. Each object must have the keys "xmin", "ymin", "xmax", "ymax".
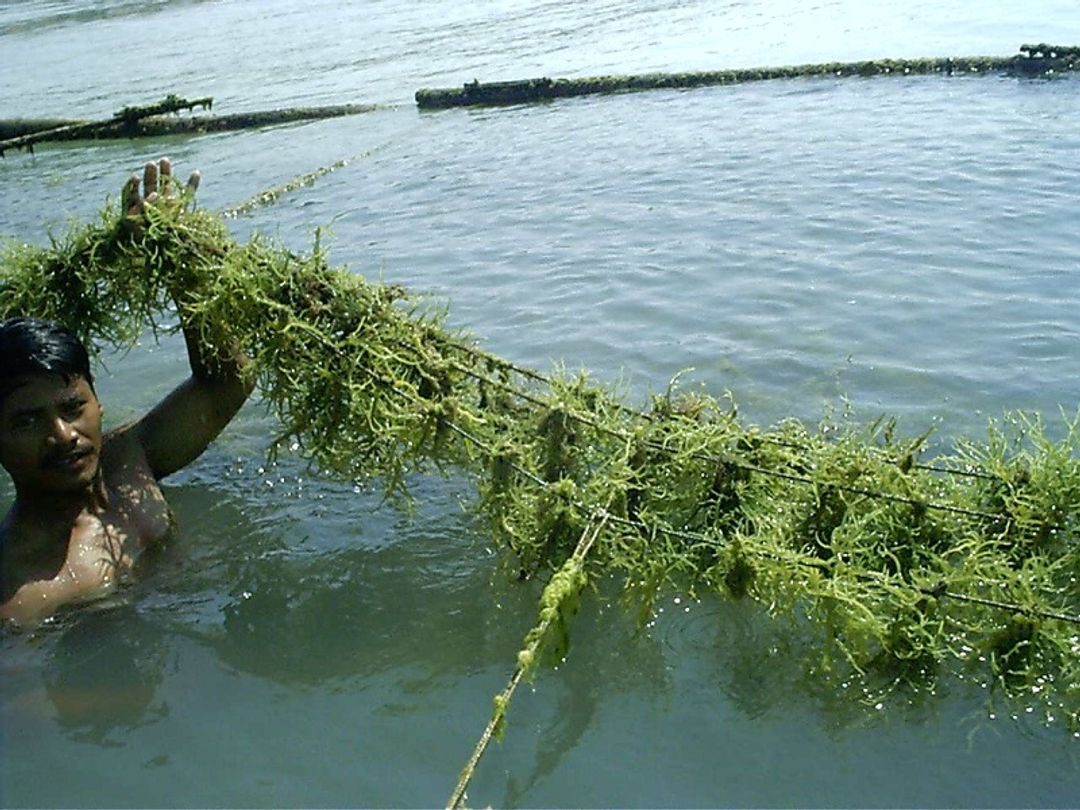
[{"xmin": 2, "ymin": 1, "xmax": 1080, "ymax": 807}]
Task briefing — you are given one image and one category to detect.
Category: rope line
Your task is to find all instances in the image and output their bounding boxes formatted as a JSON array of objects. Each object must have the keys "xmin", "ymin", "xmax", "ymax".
[
  {"xmin": 424, "ymin": 331, "xmax": 1000, "ymax": 481},
  {"xmin": 446, "ymin": 510, "xmax": 610, "ymax": 810},
  {"xmin": 220, "ymin": 157, "xmax": 356, "ymax": 218},
  {"xmin": 356, "ymin": 364, "xmax": 1080, "ymax": 628},
  {"xmin": 402, "ymin": 343, "xmax": 1005, "ymax": 522},
  {"xmin": 927, "ymin": 586, "xmax": 1080, "ymax": 626}
]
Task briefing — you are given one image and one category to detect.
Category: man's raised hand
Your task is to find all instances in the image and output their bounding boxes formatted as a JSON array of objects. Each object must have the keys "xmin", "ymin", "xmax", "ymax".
[{"xmin": 121, "ymin": 157, "xmax": 201, "ymax": 234}]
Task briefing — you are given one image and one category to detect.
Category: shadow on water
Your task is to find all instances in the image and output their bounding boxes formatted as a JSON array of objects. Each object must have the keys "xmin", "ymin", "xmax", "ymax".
[
  {"xmin": 7, "ymin": 471, "xmax": 675, "ymax": 798},
  {"xmin": 143, "ymin": 473, "xmax": 549, "ymax": 688},
  {"xmin": 3, "ymin": 472, "xmax": 537, "ymax": 747},
  {"xmin": 676, "ymin": 597, "xmax": 949, "ymax": 730}
]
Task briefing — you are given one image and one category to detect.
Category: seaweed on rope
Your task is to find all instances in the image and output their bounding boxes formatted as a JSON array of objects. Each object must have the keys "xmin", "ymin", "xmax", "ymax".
[{"xmin": 2, "ymin": 186, "xmax": 1079, "ymax": 801}]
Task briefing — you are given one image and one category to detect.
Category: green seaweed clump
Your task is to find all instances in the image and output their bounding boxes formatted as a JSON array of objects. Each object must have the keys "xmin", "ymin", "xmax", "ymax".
[{"xmin": 3, "ymin": 193, "xmax": 1080, "ymax": 739}]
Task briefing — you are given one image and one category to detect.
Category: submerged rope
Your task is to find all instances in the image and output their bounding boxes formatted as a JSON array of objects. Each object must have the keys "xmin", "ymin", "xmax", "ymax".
[
  {"xmin": 220, "ymin": 157, "xmax": 355, "ymax": 218},
  {"xmin": 446, "ymin": 510, "xmax": 610, "ymax": 810}
]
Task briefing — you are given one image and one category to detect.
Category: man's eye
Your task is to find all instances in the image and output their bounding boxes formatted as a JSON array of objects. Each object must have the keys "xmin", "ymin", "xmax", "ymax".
[{"xmin": 61, "ymin": 401, "xmax": 86, "ymax": 419}]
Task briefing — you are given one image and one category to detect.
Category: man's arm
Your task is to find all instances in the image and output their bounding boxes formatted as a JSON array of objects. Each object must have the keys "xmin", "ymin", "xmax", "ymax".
[
  {"xmin": 0, "ymin": 567, "xmax": 83, "ymax": 629},
  {"xmin": 125, "ymin": 159, "xmax": 255, "ymax": 480},
  {"xmin": 135, "ymin": 327, "xmax": 254, "ymax": 480}
]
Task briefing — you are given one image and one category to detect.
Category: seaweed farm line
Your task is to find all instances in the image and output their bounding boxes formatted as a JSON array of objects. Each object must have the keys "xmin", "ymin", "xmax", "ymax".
[
  {"xmin": 0, "ymin": 96, "xmax": 380, "ymax": 156},
  {"xmin": 415, "ymin": 43, "xmax": 1080, "ymax": 108},
  {"xmin": 3, "ymin": 44, "xmax": 1077, "ymax": 155}
]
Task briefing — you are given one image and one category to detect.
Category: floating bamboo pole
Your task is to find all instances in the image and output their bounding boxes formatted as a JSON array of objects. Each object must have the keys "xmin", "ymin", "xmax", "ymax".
[
  {"xmin": 415, "ymin": 43, "xmax": 1080, "ymax": 109},
  {"xmin": 0, "ymin": 94, "xmax": 212, "ymax": 155},
  {"xmin": 0, "ymin": 98, "xmax": 379, "ymax": 155}
]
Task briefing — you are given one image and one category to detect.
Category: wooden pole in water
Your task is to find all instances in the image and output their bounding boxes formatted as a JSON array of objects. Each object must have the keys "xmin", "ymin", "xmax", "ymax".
[
  {"xmin": 0, "ymin": 94, "xmax": 213, "ymax": 156},
  {"xmin": 0, "ymin": 98, "xmax": 380, "ymax": 155},
  {"xmin": 415, "ymin": 44, "xmax": 1080, "ymax": 109}
]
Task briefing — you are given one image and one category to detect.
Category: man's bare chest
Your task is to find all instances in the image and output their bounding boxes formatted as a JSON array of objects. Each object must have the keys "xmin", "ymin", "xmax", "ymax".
[
  {"xmin": 1, "ymin": 435, "xmax": 175, "ymax": 622},
  {"xmin": 101, "ymin": 437, "xmax": 175, "ymax": 551},
  {"xmin": 11, "ymin": 483, "xmax": 171, "ymax": 611},
  {"xmin": 5, "ymin": 473, "xmax": 171, "ymax": 600}
]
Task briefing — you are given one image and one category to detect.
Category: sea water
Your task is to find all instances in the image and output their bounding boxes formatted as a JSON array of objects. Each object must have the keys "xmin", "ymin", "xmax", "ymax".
[{"xmin": 2, "ymin": 1, "xmax": 1080, "ymax": 806}]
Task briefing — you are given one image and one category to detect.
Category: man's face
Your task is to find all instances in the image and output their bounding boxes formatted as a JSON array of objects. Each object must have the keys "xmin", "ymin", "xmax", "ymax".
[{"xmin": 0, "ymin": 374, "xmax": 103, "ymax": 496}]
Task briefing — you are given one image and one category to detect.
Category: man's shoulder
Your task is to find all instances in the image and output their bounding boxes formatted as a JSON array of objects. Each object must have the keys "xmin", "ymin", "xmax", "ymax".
[{"xmin": 102, "ymin": 422, "xmax": 154, "ymax": 476}]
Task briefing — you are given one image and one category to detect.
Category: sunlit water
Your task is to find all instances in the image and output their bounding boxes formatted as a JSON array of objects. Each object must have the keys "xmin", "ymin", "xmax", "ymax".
[{"xmin": 2, "ymin": 1, "xmax": 1080, "ymax": 807}]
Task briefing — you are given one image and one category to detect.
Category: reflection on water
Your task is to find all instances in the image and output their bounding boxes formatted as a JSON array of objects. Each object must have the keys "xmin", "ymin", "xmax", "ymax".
[
  {"xmin": 499, "ymin": 595, "xmax": 671, "ymax": 806},
  {"xmin": 153, "ymin": 473, "xmax": 544, "ymax": 687},
  {"xmin": 43, "ymin": 606, "xmax": 168, "ymax": 744},
  {"xmin": 651, "ymin": 595, "xmax": 952, "ymax": 730}
]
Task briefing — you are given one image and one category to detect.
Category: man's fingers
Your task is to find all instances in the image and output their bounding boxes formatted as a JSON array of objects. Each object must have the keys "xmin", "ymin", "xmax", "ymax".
[
  {"xmin": 129, "ymin": 158, "xmax": 190, "ymax": 222},
  {"xmin": 143, "ymin": 161, "xmax": 158, "ymax": 199},
  {"xmin": 122, "ymin": 175, "xmax": 140, "ymax": 212}
]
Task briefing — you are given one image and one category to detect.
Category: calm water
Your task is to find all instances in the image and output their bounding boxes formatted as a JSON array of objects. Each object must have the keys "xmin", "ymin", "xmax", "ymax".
[{"xmin": 2, "ymin": 1, "xmax": 1080, "ymax": 807}]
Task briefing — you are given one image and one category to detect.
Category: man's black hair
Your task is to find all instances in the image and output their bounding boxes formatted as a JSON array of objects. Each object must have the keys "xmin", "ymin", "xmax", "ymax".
[{"xmin": 0, "ymin": 317, "xmax": 94, "ymax": 404}]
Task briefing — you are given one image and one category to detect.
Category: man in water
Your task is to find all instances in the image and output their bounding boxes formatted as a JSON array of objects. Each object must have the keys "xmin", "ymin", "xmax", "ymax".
[{"xmin": 0, "ymin": 159, "xmax": 253, "ymax": 628}]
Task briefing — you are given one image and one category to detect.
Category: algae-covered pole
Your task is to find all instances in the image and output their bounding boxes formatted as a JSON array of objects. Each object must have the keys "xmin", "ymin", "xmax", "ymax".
[
  {"xmin": 0, "ymin": 99, "xmax": 379, "ymax": 155},
  {"xmin": 110, "ymin": 93, "xmax": 214, "ymax": 125},
  {"xmin": 415, "ymin": 44, "xmax": 1080, "ymax": 109},
  {"xmin": 0, "ymin": 94, "xmax": 212, "ymax": 156},
  {"xmin": 0, "ymin": 119, "xmax": 76, "ymax": 142},
  {"xmin": 114, "ymin": 103, "xmax": 379, "ymax": 137}
]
